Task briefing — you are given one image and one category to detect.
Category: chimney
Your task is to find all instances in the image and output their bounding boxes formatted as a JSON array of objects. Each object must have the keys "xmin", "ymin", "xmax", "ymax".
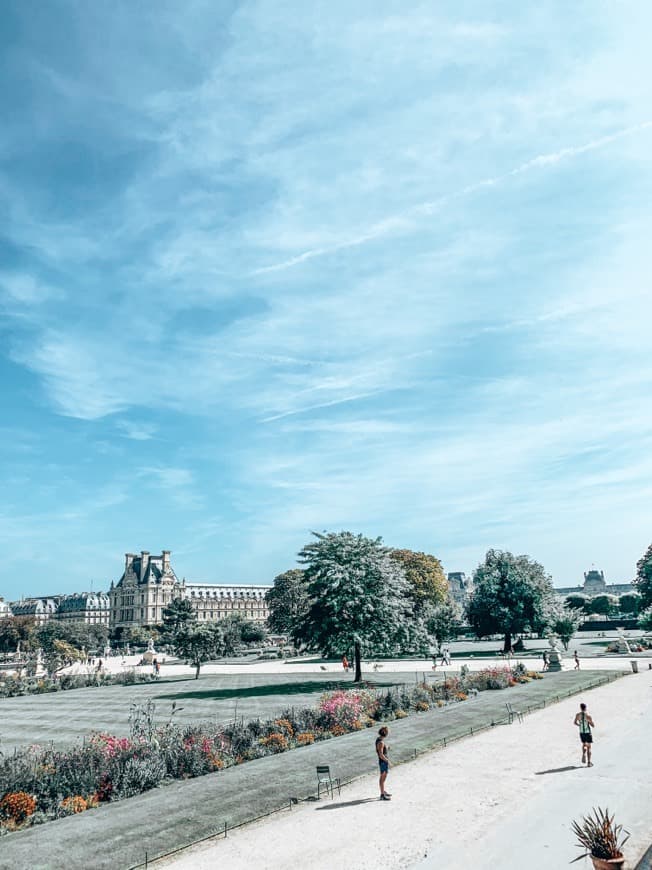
[
  {"xmin": 162, "ymin": 550, "xmax": 171, "ymax": 573},
  {"xmin": 140, "ymin": 551, "xmax": 150, "ymax": 582},
  {"xmin": 125, "ymin": 553, "xmax": 135, "ymax": 571}
]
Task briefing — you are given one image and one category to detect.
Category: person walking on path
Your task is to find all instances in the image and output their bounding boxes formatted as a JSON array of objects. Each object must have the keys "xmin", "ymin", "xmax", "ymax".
[
  {"xmin": 574, "ymin": 702, "xmax": 595, "ymax": 766},
  {"xmin": 376, "ymin": 726, "xmax": 391, "ymax": 800},
  {"xmin": 574, "ymin": 650, "xmax": 580, "ymax": 669},
  {"xmin": 342, "ymin": 654, "xmax": 349, "ymax": 672},
  {"xmin": 542, "ymin": 650, "xmax": 549, "ymax": 671}
]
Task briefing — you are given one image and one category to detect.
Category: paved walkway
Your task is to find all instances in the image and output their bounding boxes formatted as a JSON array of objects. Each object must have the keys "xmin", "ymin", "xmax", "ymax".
[
  {"xmin": 0, "ymin": 670, "xmax": 622, "ymax": 870},
  {"xmin": 161, "ymin": 667, "xmax": 652, "ymax": 870}
]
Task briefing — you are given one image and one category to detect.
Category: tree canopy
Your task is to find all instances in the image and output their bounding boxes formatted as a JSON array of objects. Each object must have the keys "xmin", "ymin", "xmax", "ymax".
[
  {"xmin": 564, "ymin": 594, "xmax": 587, "ymax": 612},
  {"xmin": 466, "ymin": 549, "xmax": 556, "ymax": 652},
  {"xmin": 389, "ymin": 549, "xmax": 448, "ymax": 615},
  {"xmin": 173, "ymin": 623, "xmax": 223, "ymax": 679},
  {"xmin": 293, "ymin": 531, "xmax": 416, "ymax": 680},
  {"xmin": 265, "ymin": 569, "xmax": 309, "ymax": 635},
  {"xmin": 618, "ymin": 592, "xmax": 641, "ymax": 615},
  {"xmin": 161, "ymin": 596, "xmax": 196, "ymax": 638},
  {"xmin": 634, "ymin": 542, "xmax": 652, "ymax": 609},
  {"xmin": 586, "ymin": 594, "xmax": 617, "ymax": 617},
  {"xmin": 426, "ymin": 598, "xmax": 460, "ymax": 649}
]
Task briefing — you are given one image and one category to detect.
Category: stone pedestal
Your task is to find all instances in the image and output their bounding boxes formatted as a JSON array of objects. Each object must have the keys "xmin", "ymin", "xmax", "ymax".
[
  {"xmin": 546, "ymin": 635, "xmax": 563, "ymax": 671},
  {"xmin": 547, "ymin": 649, "xmax": 563, "ymax": 672},
  {"xmin": 142, "ymin": 637, "xmax": 156, "ymax": 664},
  {"xmin": 616, "ymin": 628, "xmax": 631, "ymax": 654}
]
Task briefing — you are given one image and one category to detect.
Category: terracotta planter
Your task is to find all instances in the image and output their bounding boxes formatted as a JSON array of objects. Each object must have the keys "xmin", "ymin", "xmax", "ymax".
[{"xmin": 591, "ymin": 854, "xmax": 625, "ymax": 870}]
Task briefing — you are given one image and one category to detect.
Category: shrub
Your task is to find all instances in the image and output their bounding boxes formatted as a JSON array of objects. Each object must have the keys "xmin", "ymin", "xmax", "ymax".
[
  {"xmin": 296, "ymin": 732, "xmax": 315, "ymax": 745},
  {"xmin": 415, "ymin": 700, "xmax": 430, "ymax": 712},
  {"xmin": 59, "ymin": 796, "xmax": 87, "ymax": 815},
  {"xmin": 1, "ymin": 792, "xmax": 36, "ymax": 824},
  {"xmin": 259, "ymin": 733, "xmax": 288, "ymax": 753}
]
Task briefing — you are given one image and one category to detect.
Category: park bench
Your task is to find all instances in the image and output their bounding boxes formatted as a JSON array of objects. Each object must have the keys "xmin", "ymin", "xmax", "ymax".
[
  {"xmin": 506, "ymin": 702, "xmax": 524, "ymax": 724},
  {"xmin": 316, "ymin": 765, "xmax": 341, "ymax": 799}
]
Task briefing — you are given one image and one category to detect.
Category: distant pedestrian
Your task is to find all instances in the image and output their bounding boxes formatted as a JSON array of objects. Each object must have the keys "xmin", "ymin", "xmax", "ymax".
[
  {"xmin": 431, "ymin": 655, "xmax": 437, "ymax": 671},
  {"xmin": 574, "ymin": 650, "xmax": 580, "ymax": 670},
  {"xmin": 440, "ymin": 648, "xmax": 451, "ymax": 666},
  {"xmin": 375, "ymin": 726, "xmax": 391, "ymax": 800},
  {"xmin": 155, "ymin": 659, "xmax": 161, "ymax": 676},
  {"xmin": 573, "ymin": 702, "xmax": 595, "ymax": 766},
  {"xmin": 542, "ymin": 650, "xmax": 549, "ymax": 671},
  {"xmin": 96, "ymin": 659, "xmax": 103, "ymax": 672},
  {"xmin": 342, "ymin": 654, "xmax": 349, "ymax": 672}
]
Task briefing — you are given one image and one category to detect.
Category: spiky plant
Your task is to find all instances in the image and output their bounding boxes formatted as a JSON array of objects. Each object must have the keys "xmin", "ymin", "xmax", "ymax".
[{"xmin": 571, "ymin": 807, "xmax": 629, "ymax": 861}]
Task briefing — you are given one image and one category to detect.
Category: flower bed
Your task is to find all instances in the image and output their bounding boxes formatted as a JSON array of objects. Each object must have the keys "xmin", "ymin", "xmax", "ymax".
[
  {"xmin": 0, "ymin": 670, "xmax": 153, "ymax": 698},
  {"xmin": 0, "ymin": 665, "xmax": 537, "ymax": 836}
]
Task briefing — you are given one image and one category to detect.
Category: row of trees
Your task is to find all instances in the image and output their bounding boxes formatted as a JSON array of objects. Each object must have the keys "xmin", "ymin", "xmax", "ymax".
[
  {"xmin": 266, "ymin": 534, "xmax": 652, "ymax": 681},
  {"xmin": 157, "ymin": 597, "xmax": 268, "ymax": 678},
  {"xmin": 564, "ymin": 592, "xmax": 643, "ymax": 617}
]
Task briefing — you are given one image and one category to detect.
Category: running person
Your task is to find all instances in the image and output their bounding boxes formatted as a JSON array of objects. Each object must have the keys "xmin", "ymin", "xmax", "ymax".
[
  {"xmin": 573, "ymin": 703, "xmax": 595, "ymax": 766},
  {"xmin": 375, "ymin": 726, "xmax": 391, "ymax": 800}
]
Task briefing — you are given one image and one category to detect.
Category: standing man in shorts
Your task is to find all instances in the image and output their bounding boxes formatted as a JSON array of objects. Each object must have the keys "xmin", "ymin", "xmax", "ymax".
[
  {"xmin": 375, "ymin": 726, "xmax": 391, "ymax": 800},
  {"xmin": 573, "ymin": 702, "xmax": 595, "ymax": 766}
]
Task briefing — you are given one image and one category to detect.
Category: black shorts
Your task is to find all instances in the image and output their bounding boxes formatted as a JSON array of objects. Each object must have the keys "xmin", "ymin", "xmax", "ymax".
[{"xmin": 580, "ymin": 733, "xmax": 593, "ymax": 744}]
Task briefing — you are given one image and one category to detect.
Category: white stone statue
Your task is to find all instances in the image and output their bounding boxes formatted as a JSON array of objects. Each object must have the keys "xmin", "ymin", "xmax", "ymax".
[{"xmin": 546, "ymin": 634, "xmax": 563, "ymax": 671}]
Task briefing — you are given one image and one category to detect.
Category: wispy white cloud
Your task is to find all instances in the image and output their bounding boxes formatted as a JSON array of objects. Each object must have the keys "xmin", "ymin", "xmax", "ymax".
[
  {"xmin": 116, "ymin": 420, "xmax": 158, "ymax": 441},
  {"xmin": 254, "ymin": 120, "xmax": 652, "ymax": 275},
  {"xmin": 2, "ymin": 1, "xmax": 652, "ymax": 596}
]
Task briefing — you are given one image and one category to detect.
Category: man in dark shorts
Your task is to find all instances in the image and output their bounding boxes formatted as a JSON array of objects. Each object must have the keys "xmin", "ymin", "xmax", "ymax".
[
  {"xmin": 375, "ymin": 726, "xmax": 391, "ymax": 800},
  {"xmin": 573, "ymin": 702, "xmax": 595, "ymax": 766}
]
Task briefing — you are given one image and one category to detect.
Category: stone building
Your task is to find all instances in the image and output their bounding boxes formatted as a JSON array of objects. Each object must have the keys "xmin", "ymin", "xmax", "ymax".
[
  {"xmin": 555, "ymin": 568, "xmax": 633, "ymax": 600},
  {"xmin": 447, "ymin": 571, "xmax": 473, "ymax": 610},
  {"xmin": 0, "ymin": 597, "xmax": 12, "ymax": 619},
  {"xmin": 109, "ymin": 551, "xmax": 181, "ymax": 631},
  {"xmin": 186, "ymin": 583, "xmax": 270, "ymax": 622},
  {"xmin": 108, "ymin": 550, "xmax": 272, "ymax": 631},
  {"xmin": 55, "ymin": 592, "xmax": 110, "ymax": 625},
  {"xmin": 10, "ymin": 598, "xmax": 57, "ymax": 624}
]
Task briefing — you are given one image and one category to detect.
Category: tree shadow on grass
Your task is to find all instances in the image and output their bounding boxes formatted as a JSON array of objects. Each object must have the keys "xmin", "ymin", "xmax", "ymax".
[
  {"xmin": 535, "ymin": 765, "xmax": 583, "ymax": 775},
  {"xmin": 154, "ymin": 679, "xmax": 398, "ymax": 701}
]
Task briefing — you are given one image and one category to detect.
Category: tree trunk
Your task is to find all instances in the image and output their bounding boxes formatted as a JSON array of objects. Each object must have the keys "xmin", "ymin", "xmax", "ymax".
[
  {"xmin": 503, "ymin": 632, "xmax": 512, "ymax": 653},
  {"xmin": 195, "ymin": 662, "xmax": 201, "ymax": 679},
  {"xmin": 354, "ymin": 641, "xmax": 362, "ymax": 682}
]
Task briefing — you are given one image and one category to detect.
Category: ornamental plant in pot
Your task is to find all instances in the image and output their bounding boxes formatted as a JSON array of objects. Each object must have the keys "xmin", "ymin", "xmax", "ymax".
[{"xmin": 571, "ymin": 807, "xmax": 629, "ymax": 869}]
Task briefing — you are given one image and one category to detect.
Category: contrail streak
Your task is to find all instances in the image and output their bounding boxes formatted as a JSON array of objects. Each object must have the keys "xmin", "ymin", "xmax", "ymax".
[{"xmin": 253, "ymin": 120, "xmax": 652, "ymax": 275}]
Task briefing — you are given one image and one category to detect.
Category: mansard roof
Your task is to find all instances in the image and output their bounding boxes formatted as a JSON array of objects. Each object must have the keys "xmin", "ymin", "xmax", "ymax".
[
  {"xmin": 57, "ymin": 592, "xmax": 109, "ymax": 612},
  {"xmin": 115, "ymin": 551, "xmax": 179, "ymax": 589}
]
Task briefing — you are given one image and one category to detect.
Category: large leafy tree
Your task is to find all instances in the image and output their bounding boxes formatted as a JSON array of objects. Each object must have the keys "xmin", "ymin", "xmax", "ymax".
[
  {"xmin": 240, "ymin": 621, "xmax": 267, "ymax": 644},
  {"xmin": 564, "ymin": 594, "xmax": 587, "ymax": 613},
  {"xmin": 161, "ymin": 596, "xmax": 196, "ymax": 637},
  {"xmin": 634, "ymin": 542, "xmax": 652, "ymax": 609},
  {"xmin": 174, "ymin": 623, "xmax": 224, "ymax": 679},
  {"xmin": 426, "ymin": 598, "xmax": 460, "ymax": 649},
  {"xmin": 0, "ymin": 616, "xmax": 36, "ymax": 653},
  {"xmin": 36, "ymin": 620, "xmax": 108, "ymax": 654},
  {"xmin": 389, "ymin": 549, "xmax": 448, "ymax": 615},
  {"xmin": 293, "ymin": 531, "xmax": 415, "ymax": 681},
  {"xmin": 466, "ymin": 549, "xmax": 556, "ymax": 652},
  {"xmin": 587, "ymin": 594, "xmax": 617, "ymax": 617},
  {"xmin": 639, "ymin": 606, "xmax": 652, "ymax": 632},
  {"xmin": 618, "ymin": 592, "xmax": 642, "ymax": 616},
  {"xmin": 218, "ymin": 614, "xmax": 244, "ymax": 655},
  {"xmin": 265, "ymin": 569, "xmax": 309, "ymax": 634}
]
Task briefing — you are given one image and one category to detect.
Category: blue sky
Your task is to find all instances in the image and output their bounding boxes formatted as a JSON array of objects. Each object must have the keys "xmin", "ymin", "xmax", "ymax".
[{"xmin": 1, "ymin": 1, "xmax": 651, "ymax": 600}]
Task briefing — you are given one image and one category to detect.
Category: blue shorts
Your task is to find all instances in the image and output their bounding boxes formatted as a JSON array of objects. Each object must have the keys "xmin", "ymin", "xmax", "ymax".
[{"xmin": 379, "ymin": 760, "xmax": 389, "ymax": 773}]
